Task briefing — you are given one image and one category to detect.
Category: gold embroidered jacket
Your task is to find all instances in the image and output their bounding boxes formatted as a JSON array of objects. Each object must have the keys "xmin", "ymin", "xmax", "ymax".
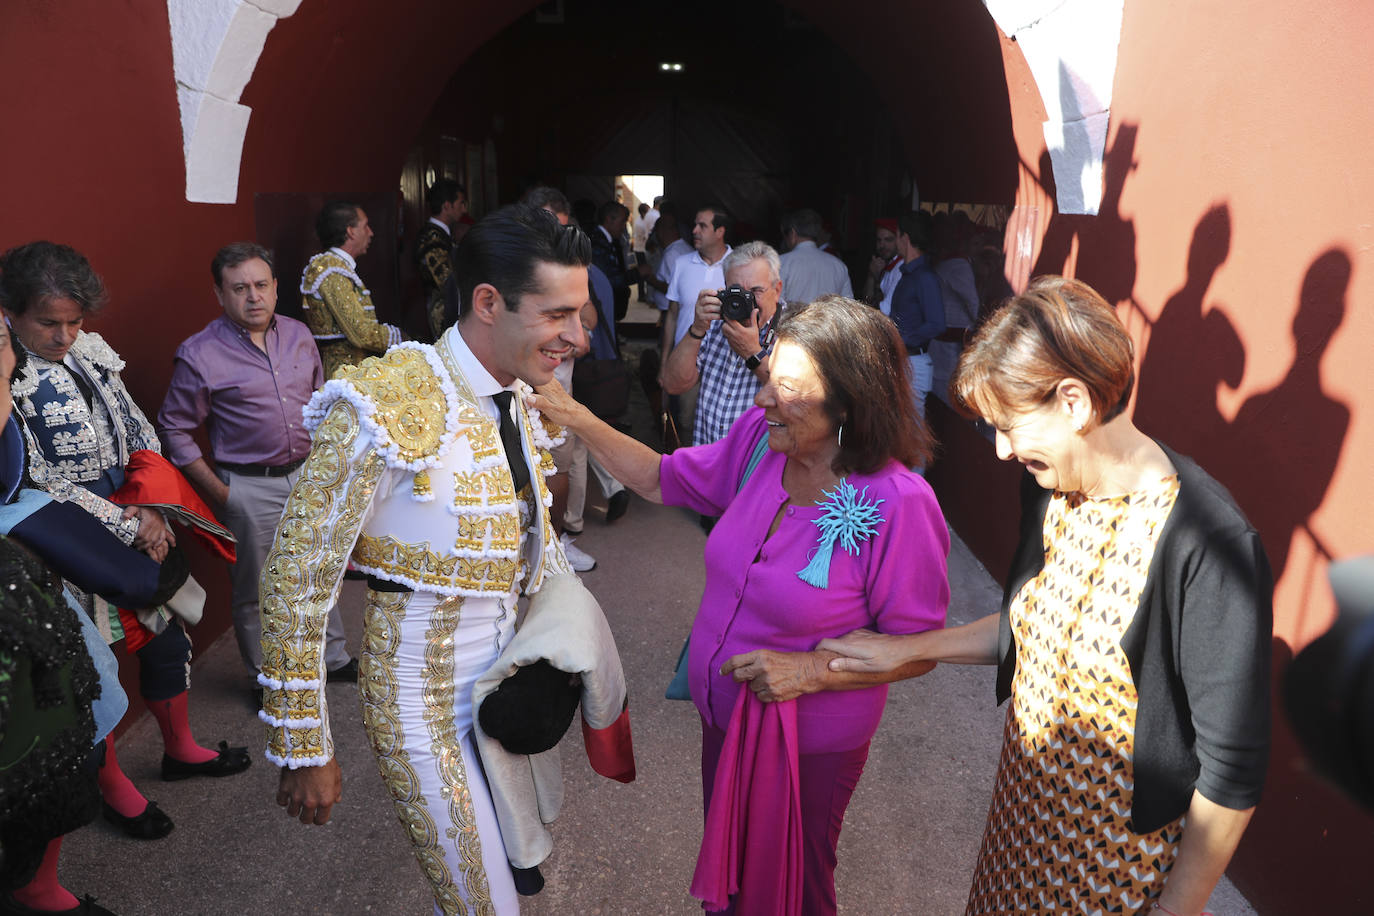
[
  {"xmin": 416, "ymin": 222, "xmax": 454, "ymax": 339},
  {"xmin": 417, "ymin": 221, "xmax": 453, "ymax": 292},
  {"xmin": 299, "ymin": 249, "xmax": 403, "ymax": 380},
  {"xmin": 257, "ymin": 336, "xmax": 571, "ymax": 768}
]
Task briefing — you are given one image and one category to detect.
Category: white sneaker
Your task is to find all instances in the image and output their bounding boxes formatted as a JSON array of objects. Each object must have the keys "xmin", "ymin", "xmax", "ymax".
[{"xmin": 560, "ymin": 533, "xmax": 597, "ymax": 572}]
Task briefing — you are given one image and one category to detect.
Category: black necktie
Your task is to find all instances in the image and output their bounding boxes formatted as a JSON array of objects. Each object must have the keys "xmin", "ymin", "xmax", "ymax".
[{"xmin": 491, "ymin": 390, "xmax": 531, "ymax": 495}]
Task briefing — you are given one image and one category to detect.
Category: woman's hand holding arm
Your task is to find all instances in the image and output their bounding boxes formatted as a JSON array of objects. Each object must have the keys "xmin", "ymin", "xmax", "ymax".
[
  {"xmin": 1153, "ymin": 793, "xmax": 1254, "ymax": 916},
  {"xmin": 527, "ymin": 381, "xmax": 665, "ymax": 503},
  {"xmin": 722, "ymin": 648, "xmax": 937, "ymax": 703},
  {"xmin": 819, "ymin": 612, "xmax": 1002, "ymax": 675}
]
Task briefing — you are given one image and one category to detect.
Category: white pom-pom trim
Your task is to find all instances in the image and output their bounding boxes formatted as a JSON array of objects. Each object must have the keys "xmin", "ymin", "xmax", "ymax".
[
  {"xmin": 300, "ymin": 253, "xmax": 365, "ymax": 297},
  {"xmin": 520, "ymin": 381, "xmax": 566, "ymax": 452},
  {"xmin": 265, "ymin": 749, "xmax": 333, "ymax": 770},
  {"xmin": 258, "ymin": 711, "xmax": 323, "ymax": 729},
  {"xmin": 258, "ymin": 672, "xmax": 322, "ymax": 691}
]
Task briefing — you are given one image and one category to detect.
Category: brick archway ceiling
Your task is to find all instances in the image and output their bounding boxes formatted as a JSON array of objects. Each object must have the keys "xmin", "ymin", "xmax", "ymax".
[{"xmin": 168, "ymin": 0, "xmax": 1121, "ymax": 215}]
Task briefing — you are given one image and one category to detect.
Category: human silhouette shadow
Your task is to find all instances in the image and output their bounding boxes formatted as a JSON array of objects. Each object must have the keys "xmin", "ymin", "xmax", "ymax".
[
  {"xmin": 1133, "ymin": 204, "xmax": 1245, "ymax": 458},
  {"xmin": 1225, "ymin": 250, "xmax": 1351, "ymax": 593},
  {"xmin": 1033, "ymin": 122, "xmax": 1139, "ymax": 311}
]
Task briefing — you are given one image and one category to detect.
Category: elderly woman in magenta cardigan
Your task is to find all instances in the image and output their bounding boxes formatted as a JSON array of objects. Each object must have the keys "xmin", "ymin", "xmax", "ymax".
[
  {"xmin": 823, "ymin": 276, "xmax": 1272, "ymax": 916},
  {"xmin": 532, "ymin": 296, "xmax": 949, "ymax": 915}
]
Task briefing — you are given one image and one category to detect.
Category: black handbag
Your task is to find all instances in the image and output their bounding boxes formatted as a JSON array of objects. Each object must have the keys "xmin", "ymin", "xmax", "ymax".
[
  {"xmin": 572, "ymin": 297, "xmax": 630, "ymax": 419},
  {"xmin": 572, "ymin": 356, "xmax": 630, "ymax": 419}
]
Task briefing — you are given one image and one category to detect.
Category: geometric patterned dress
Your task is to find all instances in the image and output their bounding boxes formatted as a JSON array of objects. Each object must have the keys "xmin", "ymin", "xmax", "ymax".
[{"xmin": 967, "ymin": 477, "xmax": 1184, "ymax": 915}]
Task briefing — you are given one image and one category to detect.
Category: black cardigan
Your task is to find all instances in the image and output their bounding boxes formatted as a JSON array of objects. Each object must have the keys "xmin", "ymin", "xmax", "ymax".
[{"xmin": 995, "ymin": 443, "xmax": 1273, "ymax": 833}]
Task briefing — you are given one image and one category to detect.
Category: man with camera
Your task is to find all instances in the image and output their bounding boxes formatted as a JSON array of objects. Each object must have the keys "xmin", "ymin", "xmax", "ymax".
[{"xmin": 661, "ymin": 241, "xmax": 784, "ymax": 446}]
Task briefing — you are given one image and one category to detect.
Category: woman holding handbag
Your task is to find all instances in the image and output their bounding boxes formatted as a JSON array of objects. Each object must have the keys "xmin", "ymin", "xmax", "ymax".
[{"xmin": 531, "ymin": 296, "xmax": 949, "ymax": 915}]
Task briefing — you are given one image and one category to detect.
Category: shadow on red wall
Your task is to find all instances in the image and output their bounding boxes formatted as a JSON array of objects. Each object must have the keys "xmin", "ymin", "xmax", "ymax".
[{"xmin": 958, "ymin": 122, "xmax": 1370, "ymax": 909}]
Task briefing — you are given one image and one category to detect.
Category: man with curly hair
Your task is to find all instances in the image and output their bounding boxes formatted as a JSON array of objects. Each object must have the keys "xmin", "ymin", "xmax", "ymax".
[{"xmin": 0, "ymin": 240, "xmax": 249, "ymax": 849}]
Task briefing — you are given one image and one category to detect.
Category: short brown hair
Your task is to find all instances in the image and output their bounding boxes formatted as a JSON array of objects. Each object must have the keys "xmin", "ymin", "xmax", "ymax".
[
  {"xmin": 776, "ymin": 295, "xmax": 934, "ymax": 473},
  {"xmin": 211, "ymin": 242, "xmax": 274, "ymax": 287},
  {"xmin": 952, "ymin": 275, "xmax": 1134, "ymax": 427}
]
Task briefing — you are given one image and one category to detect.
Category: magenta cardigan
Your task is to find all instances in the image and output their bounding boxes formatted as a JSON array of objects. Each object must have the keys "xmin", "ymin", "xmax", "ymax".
[{"xmin": 660, "ymin": 407, "xmax": 950, "ymax": 754}]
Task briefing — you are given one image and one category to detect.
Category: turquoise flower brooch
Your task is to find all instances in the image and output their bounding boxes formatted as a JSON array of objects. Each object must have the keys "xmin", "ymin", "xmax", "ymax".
[{"xmin": 797, "ymin": 480, "xmax": 885, "ymax": 588}]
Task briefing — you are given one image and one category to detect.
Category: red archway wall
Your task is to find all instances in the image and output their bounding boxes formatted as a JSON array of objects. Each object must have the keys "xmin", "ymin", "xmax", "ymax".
[{"xmin": 2, "ymin": 1, "xmax": 1372, "ymax": 911}]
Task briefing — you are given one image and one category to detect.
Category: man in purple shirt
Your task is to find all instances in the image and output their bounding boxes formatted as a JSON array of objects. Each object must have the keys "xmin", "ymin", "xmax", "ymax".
[{"xmin": 157, "ymin": 242, "xmax": 354, "ymax": 679}]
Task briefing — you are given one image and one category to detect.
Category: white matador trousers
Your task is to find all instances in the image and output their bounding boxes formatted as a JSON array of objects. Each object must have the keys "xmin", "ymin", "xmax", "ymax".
[{"xmin": 359, "ymin": 585, "xmax": 521, "ymax": 916}]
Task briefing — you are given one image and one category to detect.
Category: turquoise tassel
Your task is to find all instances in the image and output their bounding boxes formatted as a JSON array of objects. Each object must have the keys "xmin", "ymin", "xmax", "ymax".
[
  {"xmin": 798, "ymin": 539, "xmax": 837, "ymax": 588},
  {"xmin": 796, "ymin": 480, "xmax": 885, "ymax": 589}
]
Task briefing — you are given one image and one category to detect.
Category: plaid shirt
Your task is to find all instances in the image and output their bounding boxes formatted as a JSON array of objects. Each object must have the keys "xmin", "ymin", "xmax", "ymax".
[{"xmin": 692, "ymin": 303, "xmax": 785, "ymax": 446}]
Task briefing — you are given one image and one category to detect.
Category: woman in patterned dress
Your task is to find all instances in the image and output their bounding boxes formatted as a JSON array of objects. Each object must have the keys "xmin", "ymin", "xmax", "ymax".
[{"xmin": 821, "ymin": 276, "xmax": 1272, "ymax": 916}]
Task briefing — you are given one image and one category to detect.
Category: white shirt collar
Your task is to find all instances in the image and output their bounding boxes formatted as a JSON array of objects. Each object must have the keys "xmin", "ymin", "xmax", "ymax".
[
  {"xmin": 446, "ymin": 324, "xmax": 516, "ymax": 408},
  {"xmin": 792, "ymin": 240, "xmax": 818, "ymax": 252},
  {"xmin": 328, "ymin": 246, "xmax": 356, "ymax": 269},
  {"xmin": 693, "ymin": 244, "xmax": 731, "ymax": 267},
  {"xmin": 597, "ymin": 225, "xmax": 614, "ymax": 243},
  {"xmin": 428, "ymin": 217, "xmax": 452, "ymax": 236}
]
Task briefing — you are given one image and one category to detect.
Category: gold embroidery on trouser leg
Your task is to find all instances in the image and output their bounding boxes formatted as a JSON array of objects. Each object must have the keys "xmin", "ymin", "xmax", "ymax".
[
  {"xmin": 360, "ymin": 588, "xmax": 470, "ymax": 915},
  {"xmin": 422, "ymin": 595, "xmax": 495, "ymax": 914}
]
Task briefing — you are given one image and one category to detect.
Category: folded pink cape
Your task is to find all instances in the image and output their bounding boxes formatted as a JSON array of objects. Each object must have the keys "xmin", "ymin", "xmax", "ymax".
[{"xmin": 690, "ymin": 689, "xmax": 803, "ymax": 915}]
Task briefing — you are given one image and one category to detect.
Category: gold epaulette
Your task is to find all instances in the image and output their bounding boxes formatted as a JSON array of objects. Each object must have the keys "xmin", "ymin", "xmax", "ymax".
[{"xmin": 327, "ymin": 346, "xmax": 451, "ymax": 465}]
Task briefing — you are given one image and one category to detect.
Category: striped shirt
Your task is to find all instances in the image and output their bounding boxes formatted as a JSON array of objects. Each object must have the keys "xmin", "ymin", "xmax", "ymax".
[{"xmin": 692, "ymin": 304, "xmax": 785, "ymax": 446}]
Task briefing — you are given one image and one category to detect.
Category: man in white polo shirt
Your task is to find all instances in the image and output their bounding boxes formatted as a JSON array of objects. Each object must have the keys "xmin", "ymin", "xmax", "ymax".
[
  {"xmin": 663, "ymin": 205, "xmax": 732, "ymax": 359},
  {"xmin": 661, "ymin": 205, "xmax": 731, "ymax": 441}
]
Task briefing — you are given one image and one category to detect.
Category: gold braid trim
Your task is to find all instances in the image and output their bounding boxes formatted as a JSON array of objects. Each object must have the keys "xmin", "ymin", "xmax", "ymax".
[
  {"xmin": 260, "ymin": 400, "xmax": 384, "ymax": 765},
  {"xmin": 424, "ymin": 596, "xmax": 495, "ymax": 914},
  {"xmin": 359, "ymin": 589, "xmax": 467, "ymax": 914}
]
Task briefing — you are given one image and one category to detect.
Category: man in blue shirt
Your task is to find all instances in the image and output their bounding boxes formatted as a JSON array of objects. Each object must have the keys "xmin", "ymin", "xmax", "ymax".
[{"xmin": 889, "ymin": 210, "xmax": 945, "ymax": 423}]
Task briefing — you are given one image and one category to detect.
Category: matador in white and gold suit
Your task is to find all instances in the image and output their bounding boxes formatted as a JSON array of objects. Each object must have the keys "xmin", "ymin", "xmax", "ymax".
[
  {"xmin": 300, "ymin": 246, "xmax": 404, "ymax": 380},
  {"xmin": 258, "ymin": 325, "xmax": 575, "ymax": 915}
]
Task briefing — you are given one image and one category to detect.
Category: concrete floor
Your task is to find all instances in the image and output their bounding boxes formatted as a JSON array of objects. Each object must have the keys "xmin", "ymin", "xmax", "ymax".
[{"xmin": 58, "ymin": 328, "xmax": 1258, "ymax": 915}]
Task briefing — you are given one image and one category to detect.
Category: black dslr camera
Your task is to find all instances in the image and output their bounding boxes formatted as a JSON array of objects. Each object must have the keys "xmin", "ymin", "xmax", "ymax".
[{"xmin": 717, "ymin": 284, "xmax": 756, "ymax": 323}]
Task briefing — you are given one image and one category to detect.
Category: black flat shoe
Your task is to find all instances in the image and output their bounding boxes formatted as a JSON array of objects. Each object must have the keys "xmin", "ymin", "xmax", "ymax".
[
  {"xmin": 0, "ymin": 894, "xmax": 117, "ymax": 915},
  {"xmin": 326, "ymin": 658, "xmax": 359, "ymax": 683},
  {"xmin": 101, "ymin": 798, "xmax": 174, "ymax": 840},
  {"xmin": 606, "ymin": 489, "xmax": 629, "ymax": 522},
  {"xmin": 161, "ymin": 741, "xmax": 251, "ymax": 781}
]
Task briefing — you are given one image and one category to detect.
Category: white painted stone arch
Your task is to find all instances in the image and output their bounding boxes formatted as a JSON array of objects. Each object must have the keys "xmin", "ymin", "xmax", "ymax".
[
  {"xmin": 983, "ymin": 0, "xmax": 1126, "ymax": 215},
  {"xmin": 166, "ymin": 0, "xmax": 1123, "ymax": 214},
  {"xmin": 167, "ymin": 0, "xmax": 302, "ymax": 203}
]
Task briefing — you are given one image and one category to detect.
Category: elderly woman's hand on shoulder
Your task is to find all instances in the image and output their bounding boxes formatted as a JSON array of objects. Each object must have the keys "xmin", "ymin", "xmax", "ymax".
[{"xmin": 526, "ymin": 380, "xmax": 593, "ymax": 432}]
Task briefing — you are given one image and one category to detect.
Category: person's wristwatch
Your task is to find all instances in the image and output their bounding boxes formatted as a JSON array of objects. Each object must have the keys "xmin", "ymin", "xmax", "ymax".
[{"xmin": 744, "ymin": 352, "xmax": 764, "ymax": 371}]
